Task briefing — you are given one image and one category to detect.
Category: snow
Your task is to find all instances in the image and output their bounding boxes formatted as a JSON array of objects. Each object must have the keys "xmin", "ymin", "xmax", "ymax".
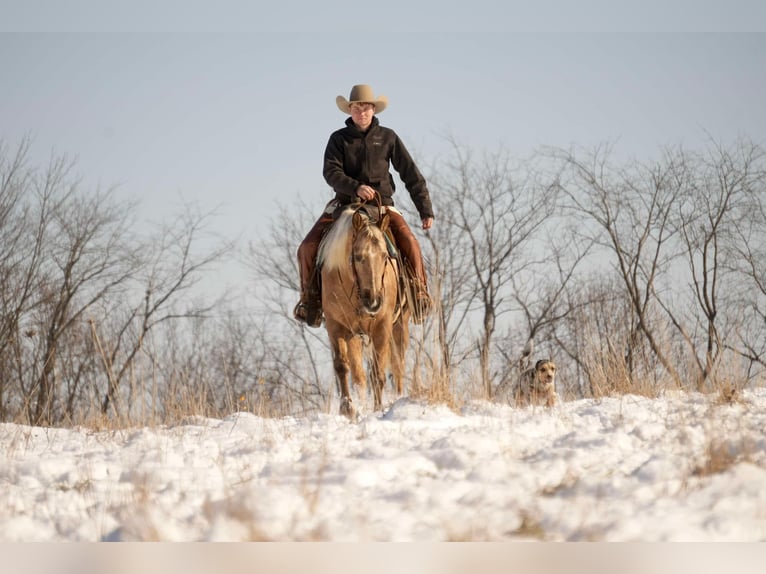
[{"xmin": 2, "ymin": 389, "xmax": 766, "ymax": 543}]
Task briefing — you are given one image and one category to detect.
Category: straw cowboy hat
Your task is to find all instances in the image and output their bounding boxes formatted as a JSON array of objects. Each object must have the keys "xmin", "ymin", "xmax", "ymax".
[{"xmin": 336, "ymin": 84, "xmax": 388, "ymax": 114}]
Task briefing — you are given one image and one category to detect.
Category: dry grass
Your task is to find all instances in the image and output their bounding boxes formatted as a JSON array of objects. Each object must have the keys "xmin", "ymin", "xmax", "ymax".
[
  {"xmin": 540, "ymin": 470, "xmax": 579, "ymax": 497},
  {"xmin": 12, "ymin": 309, "xmax": 765, "ymax": 432},
  {"xmin": 583, "ymin": 344, "xmax": 666, "ymax": 399},
  {"xmin": 692, "ymin": 436, "xmax": 756, "ymax": 478},
  {"xmin": 408, "ymin": 375, "xmax": 462, "ymax": 412},
  {"xmin": 510, "ymin": 512, "xmax": 547, "ymax": 540},
  {"xmin": 692, "ymin": 440, "xmax": 739, "ymax": 477},
  {"xmin": 714, "ymin": 379, "xmax": 745, "ymax": 406},
  {"xmin": 398, "ymin": 318, "xmax": 465, "ymax": 412}
]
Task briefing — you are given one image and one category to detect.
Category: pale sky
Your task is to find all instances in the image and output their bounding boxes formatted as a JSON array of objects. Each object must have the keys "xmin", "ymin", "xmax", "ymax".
[{"xmin": 1, "ymin": 5, "xmax": 765, "ymax": 288}]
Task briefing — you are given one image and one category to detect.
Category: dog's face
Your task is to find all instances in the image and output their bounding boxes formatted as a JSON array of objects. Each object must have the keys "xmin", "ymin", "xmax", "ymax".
[
  {"xmin": 534, "ymin": 360, "xmax": 557, "ymax": 388},
  {"xmin": 513, "ymin": 358, "xmax": 558, "ymax": 408}
]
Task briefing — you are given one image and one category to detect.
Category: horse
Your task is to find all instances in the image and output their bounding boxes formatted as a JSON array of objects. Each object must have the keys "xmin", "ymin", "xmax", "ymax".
[{"xmin": 318, "ymin": 205, "xmax": 410, "ymax": 419}]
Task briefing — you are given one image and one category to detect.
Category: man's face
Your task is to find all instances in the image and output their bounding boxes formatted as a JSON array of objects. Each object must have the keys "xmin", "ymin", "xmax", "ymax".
[{"xmin": 350, "ymin": 102, "xmax": 375, "ymax": 130}]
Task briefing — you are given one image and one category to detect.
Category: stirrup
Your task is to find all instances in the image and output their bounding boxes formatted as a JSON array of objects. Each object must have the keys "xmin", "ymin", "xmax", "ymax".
[
  {"xmin": 293, "ymin": 301, "xmax": 323, "ymax": 328},
  {"xmin": 411, "ymin": 291, "xmax": 431, "ymax": 324}
]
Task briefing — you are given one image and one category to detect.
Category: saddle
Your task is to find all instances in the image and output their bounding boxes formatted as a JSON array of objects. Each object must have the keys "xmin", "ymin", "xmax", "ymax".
[
  {"xmin": 332, "ymin": 202, "xmax": 381, "ymax": 224},
  {"xmin": 330, "ymin": 202, "xmax": 398, "ymax": 258}
]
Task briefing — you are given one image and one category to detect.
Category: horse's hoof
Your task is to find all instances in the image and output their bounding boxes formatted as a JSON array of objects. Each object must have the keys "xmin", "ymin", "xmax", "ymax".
[{"xmin": 340, "ymin": 397, "xmax": 356, "ymax": 420}]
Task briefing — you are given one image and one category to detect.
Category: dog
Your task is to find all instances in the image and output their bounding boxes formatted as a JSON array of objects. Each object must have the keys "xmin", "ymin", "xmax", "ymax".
[{"xmin": 514, "ymin": 359, "xmax": 558, "ymax": 408}]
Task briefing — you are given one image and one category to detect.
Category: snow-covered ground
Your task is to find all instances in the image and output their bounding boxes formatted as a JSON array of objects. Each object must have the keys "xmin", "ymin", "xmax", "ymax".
[{"xmin": 2, "ymin": 389, "xmax": 766, "ymax": 542}]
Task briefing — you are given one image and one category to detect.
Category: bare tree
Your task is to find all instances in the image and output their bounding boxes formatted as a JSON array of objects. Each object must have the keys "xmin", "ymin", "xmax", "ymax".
[
  {"xmin": 0, "ymin": 144, "xmax": 145, "ymax": 424},
  {"xmin": 434, "ymin": 141, "xmax": 559, "ymax": 397},
  {"xmin": 556, "ymin": 143, "xmax": 688, "ymax": 390},
  {"xmin": 244, "ymin": 197, "xmax": 334, "ymax": 409},
  {"xmin": 494, "ymin": 229, "xmax": 595, "ymax": 395},
  {"xmin": 99, "ymin": 203, "xmax": 233, "ymax": 418},
  {"xmin": 31, "ymin": 181, "xmax": 143, "ymax": 423},
  {"xmin": 0, "ymin": 140, "xmax": 236, "ymax": 425},
  {"xmin": 728, "ymin": 165, "xmax": 766, "ymax": 374},
  {"xmin": 554, "ymin": 138, "xmax": 766, "ymax": 394},
  {"xmin": 671, "ymin": 139, "xmax": 766, "ymax": 388},
  {"xmin": 419, "ymin": 199, "xmax": 477, "ymax": 389},
  {"xmin": 0, "ymin": 139, "xmax": 54, "ymax": 420}
]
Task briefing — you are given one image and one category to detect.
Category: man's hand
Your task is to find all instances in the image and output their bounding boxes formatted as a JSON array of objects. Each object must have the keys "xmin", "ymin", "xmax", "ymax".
[
  {"xmin": 356, "ymin": 185, "xmax": 376, "ymax": 201},
  {"xmin": 422, "ymin": 217, "xmax": 433, "ymax": 230}
]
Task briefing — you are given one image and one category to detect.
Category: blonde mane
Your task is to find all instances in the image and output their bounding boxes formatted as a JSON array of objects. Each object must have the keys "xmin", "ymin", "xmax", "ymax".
[
  {"xmin": 318, "ymin": 208, "xmax": 387, "ymax": 273},
  {"xmin": 318, "ymin": 209, "xmax": 354, "ymax": 272}
]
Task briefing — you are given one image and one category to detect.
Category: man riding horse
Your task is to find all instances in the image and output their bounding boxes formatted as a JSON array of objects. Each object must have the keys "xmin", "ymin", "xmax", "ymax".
[{"xmin": 294, "ymin": 84, "xmax": 434, "ymax": 328}]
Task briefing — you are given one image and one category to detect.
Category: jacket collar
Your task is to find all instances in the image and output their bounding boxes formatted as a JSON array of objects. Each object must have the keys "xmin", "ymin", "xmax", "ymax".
[{"xmin": 345, "ymin": 115, "xmax": 379, "ymax": 136}]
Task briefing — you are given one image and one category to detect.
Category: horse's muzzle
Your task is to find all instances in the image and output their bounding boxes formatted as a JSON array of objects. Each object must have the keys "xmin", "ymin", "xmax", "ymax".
[{"xmin": 360, "ymin": 292, "xmax": 382, "ymax": 315}]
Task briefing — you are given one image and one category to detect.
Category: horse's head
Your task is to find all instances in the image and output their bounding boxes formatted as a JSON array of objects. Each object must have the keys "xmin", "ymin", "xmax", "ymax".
[{"xmin": 351, "ymin": 210, "xmax": 391, "ymax": 316}]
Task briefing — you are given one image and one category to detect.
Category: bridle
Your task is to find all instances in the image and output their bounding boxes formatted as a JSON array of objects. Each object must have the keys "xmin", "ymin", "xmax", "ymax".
[
  {"xmin": 347, "ymin": 195, "xmax": 395, "ymax": 316},
  {"xmin": 350, "ymin": 215, "xmax": 394, "ymax": 313}
]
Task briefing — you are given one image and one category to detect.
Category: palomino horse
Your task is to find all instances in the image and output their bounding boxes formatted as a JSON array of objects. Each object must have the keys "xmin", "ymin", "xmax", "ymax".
[{"xmin": 318, "ymin": 205, "xmax": 410, "ymax": 419}]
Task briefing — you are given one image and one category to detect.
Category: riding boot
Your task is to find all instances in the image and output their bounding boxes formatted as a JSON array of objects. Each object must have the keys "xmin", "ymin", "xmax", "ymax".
[
  {"xmin": 294, "ymin": 214, "xmax": 333, "ymax": 328},
  {"xmin": 293, "ymin": 283, "xmax": 323, "ymax": 328},
  {"xmin": 409, "ymin": 277, "xmax": 432, "ymax": 324},
  {"xmin": 386, "ymin": 211, "xmax": 432, "ymax": 324}
]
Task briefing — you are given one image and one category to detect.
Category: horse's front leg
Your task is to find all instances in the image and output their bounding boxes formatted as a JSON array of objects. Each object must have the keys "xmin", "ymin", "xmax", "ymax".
[
  {"xmin": 347, "ymin": 335, "xmax": 367, "ymax": 397},
  {"xmin": 330, "ymin": 332, "xmax": 356, "ymax": 420},
  {"xmin": 369, "ymin": 324, "xmax": 393, "ymax": 411},
  {"xmin": 390, "ymin": 313, "xmax": 410, "ymax": 396}
]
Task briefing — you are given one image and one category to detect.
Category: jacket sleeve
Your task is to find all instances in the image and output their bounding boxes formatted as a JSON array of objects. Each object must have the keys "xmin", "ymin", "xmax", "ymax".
[
  {"xmin": 323, "ymin": 132, "xmax": 359, "ymax": 201},
  {"xmin": 390, "ymin": 133, "xmax": 435, "ymax": 220}
]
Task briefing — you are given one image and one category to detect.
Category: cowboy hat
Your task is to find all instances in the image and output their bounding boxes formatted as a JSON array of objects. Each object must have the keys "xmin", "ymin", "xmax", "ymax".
[{"xmin": 336, "ymin": 84, "xmax": 388, "ymax": 114}]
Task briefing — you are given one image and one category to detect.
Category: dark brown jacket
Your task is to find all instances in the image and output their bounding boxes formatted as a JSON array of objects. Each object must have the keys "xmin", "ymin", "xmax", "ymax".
[{"xmin": 323, "ymin": 117, "xmax": 434, "ymax": 219}]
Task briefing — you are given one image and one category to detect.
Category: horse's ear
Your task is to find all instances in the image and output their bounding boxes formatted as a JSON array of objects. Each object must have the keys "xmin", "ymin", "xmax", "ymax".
[
  {"xmin": 379, "ymin": 211, "xmax": 390, "ymax": 234},
  {"xmin": 352, "ymin": 211, "xmax": 366, "ymax": 230}
]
